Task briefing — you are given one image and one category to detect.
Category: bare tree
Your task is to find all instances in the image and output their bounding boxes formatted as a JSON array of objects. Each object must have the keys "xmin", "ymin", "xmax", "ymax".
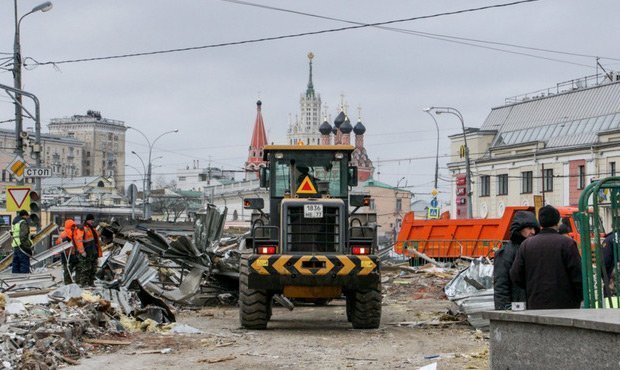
[{"xmin": 150, "ymin": 192, "xmax": 188, "ymax": 222}]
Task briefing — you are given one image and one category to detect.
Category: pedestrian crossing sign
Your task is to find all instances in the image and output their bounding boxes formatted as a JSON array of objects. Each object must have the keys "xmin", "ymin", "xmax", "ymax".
[{"xmin": 428, "ymin": 207, "xmax": 440, "ymax": 219}]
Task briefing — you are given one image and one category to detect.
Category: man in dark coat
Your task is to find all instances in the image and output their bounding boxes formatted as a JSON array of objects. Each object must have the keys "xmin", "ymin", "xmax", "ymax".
[
  {"xmin": 493, "ymin": 211, "xmax": 539, "ymax": 310},
  {"xmin": 510, "ymin": 205, "xmax": 583, "ymax": 309},
  {"xmin": 601, "ymin": 231, "xmax": 618, "ymax": 297}
]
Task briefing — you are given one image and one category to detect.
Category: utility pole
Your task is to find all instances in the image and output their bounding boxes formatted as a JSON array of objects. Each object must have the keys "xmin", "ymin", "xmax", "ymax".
[{"xmin": 12, "ymin": 1, "xmax": 53, "ymax": 185}]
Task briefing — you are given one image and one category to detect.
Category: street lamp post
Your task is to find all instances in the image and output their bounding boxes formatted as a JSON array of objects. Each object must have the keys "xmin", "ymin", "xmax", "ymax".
[
  {"xmin": 13, "ymin": 1, "xmax": 52, "ymax": 184},
  {"xmin": 129, "ymin": 128, "xmax": 179, "ymax": 219},
  {"xmin": 427, "ymin": 106, "xmax": 473, "ymax": 218},
  {"xmin": 422, "ymin": 108, "xmax": 440, "ymax": 190},
  {"xmin": 131, "ymin": 151, "xmax": 147, "ymax": 216},
  {"xmin": 125, "ymin": 163, "xmax": 146, "ymax": 220}
]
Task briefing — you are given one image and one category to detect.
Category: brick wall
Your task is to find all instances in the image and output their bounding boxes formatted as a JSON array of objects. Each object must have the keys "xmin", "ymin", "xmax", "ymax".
[{"xmin": 568, "ymin": 159, "xmax": 585, "ymax": 206}]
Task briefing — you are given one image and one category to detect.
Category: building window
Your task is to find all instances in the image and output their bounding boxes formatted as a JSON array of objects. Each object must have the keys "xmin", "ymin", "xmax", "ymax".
[
  {"xmin": 369, "ymin": 199, "xmax": 376, "ymax": 210},
  {"xmin": 521, "ymin": 171, "xmax": 533, "ymax": 194},
  {"xmin": 497, "ymin": 174, "xmax": 509, "ymax": 195},
  {"xmin": 479, "ymin": 175, "xmax": 490, "ymax": 197},
  {"xmin": 178, "ymin": 176, "xmax": 186, "ymax": 181},
  {"xmin": 543, "ymin": 168, "xmax": 554, "ymax": 192},
  {"xmin": 578, "ymin": 165, "xmax": 586, "ymax": 189},
  {"xmin": 396, "ymin": 198, "xmax": 402, "ymax": 212},
  {"xmin": 611, "ymin": 162, "xmax": 616, "ymax": 177}
]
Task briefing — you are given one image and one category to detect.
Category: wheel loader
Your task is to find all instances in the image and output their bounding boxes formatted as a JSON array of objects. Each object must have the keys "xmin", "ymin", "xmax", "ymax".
[{"xmin": 240, "ymin": 144, "xmax": 381, "ymax": 329}]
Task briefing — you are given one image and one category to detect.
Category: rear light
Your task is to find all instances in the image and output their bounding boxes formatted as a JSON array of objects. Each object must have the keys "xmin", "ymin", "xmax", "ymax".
[
  {"xmin": 257, "ymin": 246, "xmax": 277, "ymax": 254},
  {"xmin": 351, "ymin": 246, "xmax": 371, "ymax": 255}
]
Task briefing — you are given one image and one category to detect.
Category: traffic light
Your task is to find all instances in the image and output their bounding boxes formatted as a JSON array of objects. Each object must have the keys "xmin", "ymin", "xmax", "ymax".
[{"xmin": 29, "ymin": 190, "xmax": 40, "ymax": 225}]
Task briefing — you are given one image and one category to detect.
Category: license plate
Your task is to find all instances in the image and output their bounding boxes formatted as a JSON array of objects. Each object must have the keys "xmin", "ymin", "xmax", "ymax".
[{"xmin": 304, "ymin": 204, "xmax": 323, "ymax": 218}]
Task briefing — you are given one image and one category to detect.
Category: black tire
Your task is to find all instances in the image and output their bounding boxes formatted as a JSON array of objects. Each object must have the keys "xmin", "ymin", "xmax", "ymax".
[
  {"xmin": 351, "ymin": 287, "xmax": 382, "ymax": 329},
  {"xmin": 239, "ymin": 255, "xmax": 270, "ymax": 329}
]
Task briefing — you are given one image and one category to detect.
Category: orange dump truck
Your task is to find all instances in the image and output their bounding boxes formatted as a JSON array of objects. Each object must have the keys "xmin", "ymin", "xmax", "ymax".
[{"xmin": 394, "ymin": 206, "xmax": 579, "ymax": 260}]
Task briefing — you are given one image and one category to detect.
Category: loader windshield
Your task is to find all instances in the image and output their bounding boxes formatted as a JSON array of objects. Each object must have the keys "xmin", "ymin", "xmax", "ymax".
[{"xmin": 272, "ymin": 151, "xmax": 347, "ymax": 197}]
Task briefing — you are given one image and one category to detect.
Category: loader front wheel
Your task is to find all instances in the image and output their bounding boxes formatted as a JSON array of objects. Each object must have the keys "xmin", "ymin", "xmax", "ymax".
[
  {"xmin": 239, "ymin": 256, "xmax": 270, "ymax": 329},
  {"xmin": 351, "ymin": 287, "xmax": 382, "ymax": 329}
]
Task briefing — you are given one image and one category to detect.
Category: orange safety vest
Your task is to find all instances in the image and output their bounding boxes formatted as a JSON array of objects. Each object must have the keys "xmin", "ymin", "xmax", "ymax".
[
  {"xmin": 56, "ymin": 219, "xmax": 85, "ymax": 255},
  {"xmin": 83, "ymin": 224, "xmax": 102, "ymax": 257}
]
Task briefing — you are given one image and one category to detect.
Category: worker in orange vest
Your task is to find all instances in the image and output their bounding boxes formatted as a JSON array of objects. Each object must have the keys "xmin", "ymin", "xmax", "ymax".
[
  {"xmin": 81, "ymin": 214, "xmax": 102, "ymax": 286},
  {"xmin": 56, "ymin": 218, "xmax": 85, "ymax": 285}
]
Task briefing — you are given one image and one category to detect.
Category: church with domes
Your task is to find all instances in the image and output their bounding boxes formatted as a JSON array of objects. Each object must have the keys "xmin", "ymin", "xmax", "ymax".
[{"xmin": 288, "ymin": 53, "xmax": 374, "ymax": 181}]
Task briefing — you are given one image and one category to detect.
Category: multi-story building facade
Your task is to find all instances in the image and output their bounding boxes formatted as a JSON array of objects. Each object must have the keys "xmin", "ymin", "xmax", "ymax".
[
  {"xmin": 48, "ymin": 110, "xmax": 126, "ymax": 192},
  {"xmin": 352, "ymin": 179, "xmax": 412, "ymax": 242},
  {"xmin": 176, "ymin": 161, "xmax": 236, "ymax": 192},
  {"xmin": 0, "ymin": 128, "xmax": 83, "ymax": 185},
  {"xmin": 448, "ymin": 74, "xmax": 620, "ymax": 227}
]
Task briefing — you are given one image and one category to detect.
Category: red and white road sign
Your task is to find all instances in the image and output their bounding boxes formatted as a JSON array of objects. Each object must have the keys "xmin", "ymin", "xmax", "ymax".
[{"xmin": 6, "ymin": 187, "xmax": 31, "ymax": 211}]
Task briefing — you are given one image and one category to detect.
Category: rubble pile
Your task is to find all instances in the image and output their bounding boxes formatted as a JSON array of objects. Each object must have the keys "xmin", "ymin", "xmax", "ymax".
[
  {"xmin": 0, "ymin": 205, "xmax": 239, "ymax": 368},
  {"xmin": 0, "ymin": 285, "xmax": 127, "ymax": 369},
  {"xmin": 382, "ymin": 262, "xmax": 457, "ymax": 302},
  {"xmin": 98, "ymin": 205, "xmax": 243, "ymax": 309},
  {"xmin": 444, "ymin": 258, "xmax": 494, "ymax": 329}
]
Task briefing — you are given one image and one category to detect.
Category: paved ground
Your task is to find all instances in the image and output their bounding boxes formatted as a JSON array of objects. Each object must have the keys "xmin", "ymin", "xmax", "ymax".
[{"xmin": 74, "ymin": 297, "xmax": 489, "ymax": 369}]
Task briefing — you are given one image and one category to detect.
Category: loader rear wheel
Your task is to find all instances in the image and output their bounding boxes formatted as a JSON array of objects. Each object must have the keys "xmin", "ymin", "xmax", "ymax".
[
  {"xmin": 239, "ymin": 256, "xmax": 271, "ymax": 330},
  {"xmin": 351, "ymin": 287, "xmax": 382, "ymax": 329}
]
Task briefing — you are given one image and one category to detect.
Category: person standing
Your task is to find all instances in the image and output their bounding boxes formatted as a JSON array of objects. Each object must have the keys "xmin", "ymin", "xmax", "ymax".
[
  {"xmin": 493, "ymin": 211, "xmax": 539, "ymax": 310},
  {"xmin": 81, "ymin": 214, "xmax": 102, "ymax": 286},
  {"xmin": 510, "ymin": 205, "xmax": 583, "ymax": 309},
  {"xmin": 11, "ymin": 210, "xmax": 32, "ymax": 274},
  {"xmin": 601, "ymin": 231, "xmax": 618, "ymax": 297},
  {"xmin": 56, "ymin": 219, "xmax": 85, "ymax": 285}
]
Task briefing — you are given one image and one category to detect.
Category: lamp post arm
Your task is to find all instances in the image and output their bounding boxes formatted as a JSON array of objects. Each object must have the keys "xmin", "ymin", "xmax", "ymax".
[
  {"xmin": 424, "ymin": 110, "xmax": 440, "ymax": 190},
  {"xmin": 131, "ymin": 151, "xmax": 146, "ymax": 174},
  {"xmin": 128, "ymin": 126, "xmax": 152, "ymax": 149},
  {"xmin": 430, "ymin": 106, "xmax": 473, "ymax": 218}
]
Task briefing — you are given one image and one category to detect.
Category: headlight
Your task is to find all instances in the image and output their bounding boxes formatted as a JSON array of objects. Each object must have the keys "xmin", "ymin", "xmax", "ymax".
[
  {"xmin": 335, "ymin": 152, "xmax": 344, "ymax": 160},
  {"xmin": 275, "ymin": 152, "xmax": 284, "ymax": 159}
]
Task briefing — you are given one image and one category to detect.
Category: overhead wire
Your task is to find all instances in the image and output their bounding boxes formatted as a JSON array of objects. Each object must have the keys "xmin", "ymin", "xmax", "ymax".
[
  {"xmin": 30, "ymin": 0, "xmax": 541, "ymax": 67},
  {"xmin": 220, "ymin": 0, "xmax": 613, "ymax": 68}
]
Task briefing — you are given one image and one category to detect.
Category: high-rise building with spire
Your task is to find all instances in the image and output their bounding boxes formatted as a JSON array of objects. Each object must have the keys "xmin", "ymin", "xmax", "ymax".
[
  {"xmin": 245, "ymin": 100, "xmax": 268, "ymax": 179},
  {"xmin": 287, "ymin": 52, "xmax": 322, "ymax": 145}
]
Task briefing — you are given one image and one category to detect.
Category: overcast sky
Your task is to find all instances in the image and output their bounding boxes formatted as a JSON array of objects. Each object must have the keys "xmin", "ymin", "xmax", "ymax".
[{"xmin": 1, "ymin": 0, "xmax": 619, "ymax": 201}]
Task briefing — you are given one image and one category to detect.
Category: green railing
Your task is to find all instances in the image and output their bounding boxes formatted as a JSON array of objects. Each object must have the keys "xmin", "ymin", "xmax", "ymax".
[{"xmin": 577, "ymin": 177, "xmax": 620, "ymax": 308}]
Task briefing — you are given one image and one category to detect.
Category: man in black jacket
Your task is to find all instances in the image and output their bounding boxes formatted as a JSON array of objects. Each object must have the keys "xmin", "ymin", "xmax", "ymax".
[
  {"xmin": 493, "ymin": 211, "xmax": 539, "ymax": 310},
  {"xmin": 510, "ymin": 205, "xmax": 583, "ymax": 309}
]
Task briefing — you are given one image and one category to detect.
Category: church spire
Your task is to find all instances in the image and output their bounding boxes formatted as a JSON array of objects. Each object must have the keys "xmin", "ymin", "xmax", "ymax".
[
  {"xmin": 306, "ymin": 52, "xmax": 315, "ymax": 98},
  {"xmin": 245, "ymin": 100, "xmax": 268, "ymax": 179}
]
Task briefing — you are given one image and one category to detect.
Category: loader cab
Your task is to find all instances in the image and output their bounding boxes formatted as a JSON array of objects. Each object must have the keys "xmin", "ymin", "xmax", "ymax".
[
  {"xmin": 267, "ymin": 146, "xmax": 355, "ymax": 198},
  {"xmin": 246, "ymin": 145, "xmax": 367, "ymax": 254}
]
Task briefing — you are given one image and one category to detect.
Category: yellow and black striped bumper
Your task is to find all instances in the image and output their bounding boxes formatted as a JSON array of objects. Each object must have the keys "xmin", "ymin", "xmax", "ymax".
[{"xmin": 247, "ymin": 254, "xmax": 381, "ymax": 290}]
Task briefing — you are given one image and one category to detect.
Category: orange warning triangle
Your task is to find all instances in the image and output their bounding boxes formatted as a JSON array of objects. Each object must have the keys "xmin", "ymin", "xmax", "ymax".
[{"xmin": 296, "ymin": 176, "xmax": 317, "ymax": 194}]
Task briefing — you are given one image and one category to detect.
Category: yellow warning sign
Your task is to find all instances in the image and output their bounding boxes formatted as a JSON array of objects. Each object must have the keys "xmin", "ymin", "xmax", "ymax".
[
  {"xmin": 6, "ymin": 186, "xmax": 31, "ymax": 212},
  {"xmin": 6, "ymin": 156, "xmax": 27, "ymax": 181},
  {"xmin": 296, "ymin": 176, "xmax": 317, "ymax": 194}
]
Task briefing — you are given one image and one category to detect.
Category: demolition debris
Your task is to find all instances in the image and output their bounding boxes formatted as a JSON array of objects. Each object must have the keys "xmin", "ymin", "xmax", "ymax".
[{"xmin": 0, "ymin": 205, "xmax": 238, "ymax": 369}]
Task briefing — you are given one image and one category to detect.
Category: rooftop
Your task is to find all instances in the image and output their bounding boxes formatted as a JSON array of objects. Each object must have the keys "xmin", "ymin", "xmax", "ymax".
[
  {"xmin": 49, "ymin": 110, "xmax": 125, "ymax": 128},
  {"xmin": 481, "ymin": 79, "xmax": 620, "ymax": 150}
]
